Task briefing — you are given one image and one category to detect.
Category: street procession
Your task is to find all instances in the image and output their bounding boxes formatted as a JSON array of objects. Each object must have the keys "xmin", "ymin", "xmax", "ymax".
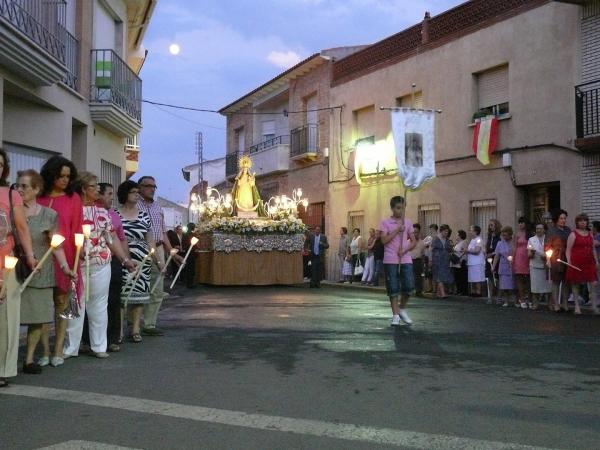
[{"xmin": 1, "ymin": 1, "xmax": 599, "ymax": 449}]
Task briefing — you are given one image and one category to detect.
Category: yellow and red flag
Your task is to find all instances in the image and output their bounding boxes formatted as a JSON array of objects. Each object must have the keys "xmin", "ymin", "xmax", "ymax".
[{"xmin": 472, "ymin": 116, "xmax": 499, "ymax": 165}]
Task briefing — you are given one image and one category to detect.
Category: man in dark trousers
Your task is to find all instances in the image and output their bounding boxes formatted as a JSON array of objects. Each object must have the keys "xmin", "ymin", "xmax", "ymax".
[{"xmin": 307, "ymin": 226, "xmax": 329, "ymax": 288}]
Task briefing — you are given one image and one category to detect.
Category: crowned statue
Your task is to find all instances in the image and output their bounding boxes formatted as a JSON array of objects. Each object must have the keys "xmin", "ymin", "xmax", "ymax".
[{"xmin": 231, "ymin": 155, "xmax": 267, "ymax": 218}]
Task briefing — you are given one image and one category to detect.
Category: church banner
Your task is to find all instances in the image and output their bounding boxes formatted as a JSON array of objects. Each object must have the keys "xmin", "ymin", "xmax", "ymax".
[{"xmin": 391, "ymin": 109, "xmax": 436, "ymax": 190}]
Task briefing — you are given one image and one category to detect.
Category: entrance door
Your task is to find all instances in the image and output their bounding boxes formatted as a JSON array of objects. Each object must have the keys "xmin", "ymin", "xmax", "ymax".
[{"xmin": 525, "ymin": 184, "xmax": 560, "ymax": 224}]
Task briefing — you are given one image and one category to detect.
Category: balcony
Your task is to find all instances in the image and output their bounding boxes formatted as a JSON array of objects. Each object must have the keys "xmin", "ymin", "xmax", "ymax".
[
  {"xmin": 125, "ymin": 134, "xmax": 140, "ymax": 178},
  {"xmin": 61, "ymin": 26, "xmax": 78, "ymax": 91},
  {"xmin": 248, "ymin": 135, "xmax": 290, "ymax": 176},
  {"xmin": 0, "ymin": 0, "xmax": 68, "ymax": 86},
  {"xmin": 575, "ymin": 80, "xmax": 600, "ymax": 151},
  {"xmin": 90, "ymin": 49, "xmax": 142, "ymax": 138},
  {"xmin": 226, "ymin": 152, "xmax": 239, "ymax": 178},
  {"xmin": 290, "ymin": 124, "xmax": 318, "ymax": 161}
]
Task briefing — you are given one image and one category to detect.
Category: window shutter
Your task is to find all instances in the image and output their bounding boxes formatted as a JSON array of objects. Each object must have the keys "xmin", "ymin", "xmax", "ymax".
[
  {"xmin": 477, "ymin": 65, "xmax": 508, "ymax": 109},
  {"xmin": 582, "ymin": 5, "xmax": 600, "ymax": 83},
  {"xmin": 397, "ymin": 91, "xmax": 423, "ymax": 109},
  {"xmin": 261, "ymin": 121, "xmax": 275, "ymax": 137},
  {"xmin": 354, "ymin": 106, "xmax": 375, "ymax": 142}
]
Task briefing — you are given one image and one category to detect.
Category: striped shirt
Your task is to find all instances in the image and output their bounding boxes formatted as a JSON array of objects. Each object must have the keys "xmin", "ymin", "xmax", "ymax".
[{"xmin": 137, "ymin": 198, "xmax": 165, "ymax": 242}]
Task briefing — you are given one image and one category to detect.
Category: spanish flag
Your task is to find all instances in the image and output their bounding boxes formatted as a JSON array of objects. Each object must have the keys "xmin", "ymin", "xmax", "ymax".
[{"xmin": 472, "ymin": 116, "xmax": 499, "ymax": 165}]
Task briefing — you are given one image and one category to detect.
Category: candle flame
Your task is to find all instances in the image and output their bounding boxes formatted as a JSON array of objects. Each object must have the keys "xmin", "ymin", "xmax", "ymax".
[
  {"xmin": 74, "ymin": 233, "xmax": 85, "ymax": 247},
  {"xmin": 170, "ymin": 248, "xmax": 178, "ymax": 255},
  {"xmin": 82, "ymin": 224, "xmax": 92, "ymax": 237},
  {"xmin": 4, "ymin": 255, "xmax": 18, "ymax": 270},
  {"xmin": 191, "ymin": 237, "xmax": 199, "ymax": 246},
  {"xmin": 50, "ymin": 234, "xmax": 66, "ymax": 248},
  {"xmin": 150, "ymin": 248, "xmax": 155, "ymax": 255},
  {"xmin": 487, "ymin": 258, "xmax": 492, "ymax": 264},
  {"xmin": 545, "ymin": 249, "xmax": 553, "ymax": 258}
]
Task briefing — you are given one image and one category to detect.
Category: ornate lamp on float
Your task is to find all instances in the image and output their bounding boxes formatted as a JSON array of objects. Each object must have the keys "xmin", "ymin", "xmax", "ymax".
[
  {"xmin": 266, "ymin": 188, "xmax": 308, "ymax": 220},
  {"xmin": 191, "ymin": 188, "xmax": 233, "ymax": 221}
]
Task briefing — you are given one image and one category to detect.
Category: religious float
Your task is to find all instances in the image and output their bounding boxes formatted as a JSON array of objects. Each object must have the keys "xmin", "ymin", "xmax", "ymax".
[{"xmin": 192, "ymin": 155, "xmax": 308, "ymax": 285}]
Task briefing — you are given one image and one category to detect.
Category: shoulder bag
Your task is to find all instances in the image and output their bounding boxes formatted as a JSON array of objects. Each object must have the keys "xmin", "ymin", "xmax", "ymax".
[{"xmin": 9, "ymin": 186, "xmax": 33, "ymax": 283}]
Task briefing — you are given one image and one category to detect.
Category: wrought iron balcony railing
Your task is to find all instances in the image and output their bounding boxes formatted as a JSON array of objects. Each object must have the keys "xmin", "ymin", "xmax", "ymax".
[
  {"xmin": 61, "ymin": 26, "xmax": 78, "ymax": 90},
  {"xmin": 290, "ymin": 124, "xmax": 318, "ymax": 157},
  {"xmin": 0, "ymin": 0, "xmax": 66, "ymax": 63},
  {"xmin": 248, "ymin": 135, "xmax": 290, "ymax": 154},
  {"xmin": 91, "ymin": 49, "xmax": 142, "ymax": 123},
  {"xmin": 576, "ymin": 80, "xmax": 600, "ymax": 139},
  {"xmin": 226, "ymin": 152, "xmax": 239, "ymax": 177}
]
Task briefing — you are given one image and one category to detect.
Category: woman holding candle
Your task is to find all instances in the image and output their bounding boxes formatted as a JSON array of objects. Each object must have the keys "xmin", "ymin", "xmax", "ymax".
[
  {"xmin": 16, "ymin": 170, "xmax": 73, "ymax": 374},
  {"xmin": 565, "ymin": 213, "xmax": 599, "ymax": 315},
  {"xmin": 0, "ymin": 149, "xmax": 35, "ymax": 387},
  {"xmin": 430, "ymin": 224, "xmax": 453, "ymax": 298},
  {"xmin": 527, "ymin": 222, "xmax": 553, "ymax": 311},
  {"xmin": 466, "ymin": 225, "xmax": 485, "ymax": 297},
  {"xmin": 493, "ymin": 226, "xmax": 516, "ymax": 307},
  {"xmin": 117, "ymin": 180, "xmax": 161, "ymax": 343},
  {"xmin": 38, "ymin": 156, "xmax": 82, "ymax": 367},
  {"xmin": 546, "ymin": 209, "xmax": 571, "ymax": 313}
]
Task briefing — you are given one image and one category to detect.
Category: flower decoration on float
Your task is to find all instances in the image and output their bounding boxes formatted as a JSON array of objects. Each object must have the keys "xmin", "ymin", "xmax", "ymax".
[
  {"xmin": 197, "ymin": 216, "xmax": 306, "ymax": 235},
  {"xmin": 266, "ymin": 188, "xmax": 309, "ymax": 220},
  {"xmin": 191, "ymin": 187, "xmax": 233, "ymax": 221}
]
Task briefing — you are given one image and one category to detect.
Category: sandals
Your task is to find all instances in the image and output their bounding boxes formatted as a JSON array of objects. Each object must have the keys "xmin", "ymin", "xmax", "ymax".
[{"xmin": 129, "ymin": 333, "xmax": 142, "ymax": 343}]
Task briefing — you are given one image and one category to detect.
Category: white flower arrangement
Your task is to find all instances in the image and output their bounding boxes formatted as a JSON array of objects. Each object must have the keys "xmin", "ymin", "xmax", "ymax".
[{"xmin": 198, "ymin": 216, "xmax": 307, "ymax": 235}]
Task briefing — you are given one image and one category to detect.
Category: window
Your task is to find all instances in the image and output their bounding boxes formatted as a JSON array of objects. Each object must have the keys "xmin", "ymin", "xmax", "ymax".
[
  {"xmin": 470, "ymin": 199, "xmax": 497, "ymax": 243},
  {"xmin": 2, "ymin": 143, "xmax": 54, "ymax": 185},
  {"xmin": 305, "ymin": 94, "xmax": 318, "ymax": 125},
  {"xmin": 261, "ymin": 121, "xmax": 275, "ymax": 142},
  {"xmin": 396, "ymin": 91, "xmax": 423, "ymax": 109},
  {"xmin": 353, "ymin": 105, "xmax": 375, "ymax": 147},
  {"xmin": 417, "ymin": 204, "xmax": 441, "ymax": 233},
  {"xmin": 258, "ymin": 181, "xmax": 279, "ymax": 201},
  {"xmin": 235, "ymin": 127, "xmax": 245, "ymax": 154},
  {"xmin": 477, "ymin": 65, "xmax": 509, "ymax": 115},
  {"xmin": 101, "ymin": 160, "xmax": 122, "ymax": 207},
  {"xmin": 348, "ymin": 211, "xmax": 365, "ymax": 238}
]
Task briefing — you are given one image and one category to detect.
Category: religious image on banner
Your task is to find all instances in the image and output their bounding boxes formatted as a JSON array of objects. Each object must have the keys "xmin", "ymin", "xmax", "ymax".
[{"xmin": 391, "ymin": 109, "xmax": 436, "ymax": 190}]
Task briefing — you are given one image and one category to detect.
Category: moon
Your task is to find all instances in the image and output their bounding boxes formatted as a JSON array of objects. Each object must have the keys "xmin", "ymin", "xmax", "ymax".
[{"xmin": 169, "ymin": 43, "xmax": 180, "ymax": 55}]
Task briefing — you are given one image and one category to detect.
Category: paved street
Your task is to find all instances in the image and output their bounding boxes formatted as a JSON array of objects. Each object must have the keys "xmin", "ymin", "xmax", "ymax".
[{"xmin": 1, "ymin": 285, "xmax": 600, "ymax": 450}]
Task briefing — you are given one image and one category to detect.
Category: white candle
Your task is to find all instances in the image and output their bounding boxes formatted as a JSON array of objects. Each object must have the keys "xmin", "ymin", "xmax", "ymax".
[
  {"xmin": 20, "ymin": 234, "xmax": 65, "ymax": 292},
  {"xmin": 73, "ymin": 233, "xmax": 84, "ymax": 271},
  {"xmin": 170, "ymin": 237, "xmax": 199, "ymax": 289},
  {"xmin": 150, "ymin": 248, "xmax": 178, "ymax": 294}
]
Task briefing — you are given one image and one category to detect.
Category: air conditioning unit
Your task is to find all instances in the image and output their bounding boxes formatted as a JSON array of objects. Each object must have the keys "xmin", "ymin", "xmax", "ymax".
[{"xmin": 502, "ymin": 153, "xmax": 512, "ymax": 168}]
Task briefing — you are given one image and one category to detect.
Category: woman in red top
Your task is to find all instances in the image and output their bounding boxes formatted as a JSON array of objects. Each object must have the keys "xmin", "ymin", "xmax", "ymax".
[
  {"xmin": 38, "ymin": 156, "xmax": 82, "ymax": 367},
  {"xmin": 566, "ymin": 213, "xmax": 599, "ymax": 315}
]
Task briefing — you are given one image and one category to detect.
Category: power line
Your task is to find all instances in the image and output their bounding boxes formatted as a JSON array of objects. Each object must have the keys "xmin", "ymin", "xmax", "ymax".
[
  {"xmin": 142, "ymin": 99, "xmax": 343, "ymax": 116},
  {"xmin": 149, "ymin": 103, "xmax": 226, "ymax": 130}
]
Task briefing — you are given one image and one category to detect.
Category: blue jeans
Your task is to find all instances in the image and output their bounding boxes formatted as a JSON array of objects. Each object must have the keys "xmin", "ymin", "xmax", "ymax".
[{"xmin": 384, "ymin": 263, "xmax": 415, "ymax": 298}]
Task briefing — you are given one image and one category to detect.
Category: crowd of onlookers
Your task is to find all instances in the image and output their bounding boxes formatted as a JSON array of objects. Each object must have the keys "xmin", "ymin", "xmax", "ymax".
[
  {"xmin": 0, "ymin": 149, "xmax": 195, "ymax": 387},
  {"xmin": 318, "ymin": 209, "xmax": 599, "ymax": 314}
]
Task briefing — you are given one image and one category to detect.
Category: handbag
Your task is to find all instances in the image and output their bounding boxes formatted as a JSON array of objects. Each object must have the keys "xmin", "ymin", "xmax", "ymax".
[
  {"xmin": 354, "ymin": 259, "xmax": 364, "ymax": 276},
  {"xmin": 8, "ymin": 186, "xmax": 33, "ymax": 284},
  {"xmin": 450, "ymin": 253, "xmax": 461, "ymax": 265}
]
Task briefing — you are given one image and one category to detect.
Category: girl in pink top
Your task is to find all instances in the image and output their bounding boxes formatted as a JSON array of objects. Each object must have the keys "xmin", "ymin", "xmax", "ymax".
[
  {"xmin": 512, "ymin": 217, "xmax": 531, "ymax": 308},
  {"xmin": 38, "ymin": 156, "xmax": 82, "ymax": 367}
]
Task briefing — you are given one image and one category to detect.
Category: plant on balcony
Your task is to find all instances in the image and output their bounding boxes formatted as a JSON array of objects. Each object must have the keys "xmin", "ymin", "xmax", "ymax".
[{"xmin": 472, "ymin": 108, "xmax": 494, "ymax": 122}]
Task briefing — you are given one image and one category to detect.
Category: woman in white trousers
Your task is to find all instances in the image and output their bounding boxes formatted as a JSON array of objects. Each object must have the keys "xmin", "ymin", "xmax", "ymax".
[
  {"xmin": 361, "ymin": 228, "xmax": 377, "ymax": 285},
  {"xmin": 64, "ymin": 172, "xmax": 119, "ymax": 359}
]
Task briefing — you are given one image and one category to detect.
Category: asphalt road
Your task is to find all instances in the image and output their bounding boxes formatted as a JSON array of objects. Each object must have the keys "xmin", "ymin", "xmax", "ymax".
[{"xmin": 1, "ymin": 285, "xmax": 599, "ymax": 450}]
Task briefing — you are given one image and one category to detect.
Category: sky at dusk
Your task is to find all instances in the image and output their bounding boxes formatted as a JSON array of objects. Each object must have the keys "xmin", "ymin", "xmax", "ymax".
[{"xmin": 137, "ymin": 0, "xmax": 463, "ymax": 204}]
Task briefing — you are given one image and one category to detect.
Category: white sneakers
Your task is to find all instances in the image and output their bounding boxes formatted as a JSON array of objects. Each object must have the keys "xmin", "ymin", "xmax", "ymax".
[
  {"xmin": 50, "ymin": 356, "xmax": 64, "ymax": 367},
  {"xmin": 391, "ymin": 310, "xmax": 413, "ymax": 326},
  {"xmin": 399, "ymin": 309, "xmax": 413, "ymax": 325}
]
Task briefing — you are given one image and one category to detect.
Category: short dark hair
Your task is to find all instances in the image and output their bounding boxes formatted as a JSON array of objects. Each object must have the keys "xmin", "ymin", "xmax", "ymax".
[
  {"xmin": 138, "ymin": 175, "xmax": 155, "ymax": 185},
  {"xmin": 340, "ymin": 227, "xmax": 348, "ymax": 234},
  {"xmin": 98, "ymin": 182, "xmax": 113, "ymax": 195},
  {"xmin": 592, "ymin": 221, "xmax": 600, "ymax": 233},
  {"xmin": 439, "ymin": 224, "xmax": 450, "ymax": 233},
  {"xmin": 472, "ymin": 225, "xmax": 481, "ymax": 235},
  {"xmin": 551, "ymin": 208, "xmax": 568, "ymax": 223},
  {"xmin": 457, "ymin": 229, "xmax": 467, "ymax": 240},
  {"xmin": 187, "ymin": 223, "xmax": 196, "ymax": 232},
  {"xmin": 429, "ymin": 224, "xmax": 439, "ymax": 231},
  {"xmin": 413, "ymin": 223, "xmax": 421, "ymax": 231},
  {"xmin": 117, "ymin": 180, "xmax": 138, "ymax": 204},
  {"xmin": 0, "ymin": 148, "xmax": 11, "ymax": 185},
  {"xmin": 389, "ymin": 196, "xmax": 405, "ymax": 209},
  {"xmin": 40, "ymin": 155, "xmax": 78, "ymax": 196},
  {"xmin": 353, "ymin": 227, "xmax": 360, "ymax": 234},
  {"xmin": 574, "ymin": 213, "xmax": 590, "ymax": 228}
]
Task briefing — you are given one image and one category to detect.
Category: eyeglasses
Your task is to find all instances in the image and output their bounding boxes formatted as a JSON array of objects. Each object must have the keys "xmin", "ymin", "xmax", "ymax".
[
  {"xmin": 140, "ymin": 184, "xmax": 157, "ymax": 189},
  {"xmin": 129, "ymin": 190, "xmax": 140, "ymax": 195},
  {"xmin": 14, "ymin": 183, "xmax": 30, "ymax": 190},
  {"xmin": 87, "ymin": 184, "xmax": 98, "ymax": 189}
]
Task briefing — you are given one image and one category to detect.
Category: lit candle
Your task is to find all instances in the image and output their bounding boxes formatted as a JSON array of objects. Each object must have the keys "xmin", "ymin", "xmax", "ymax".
[
  {"xmin": 170, "ymin": 237, "xmax": 199, "ymax": 289},
  {"xmin": 507, "ymin": 255, "xmax": 513, "ymax": 264},
  {"xmin": 545, "ymin": 249, "xmax": 553, "ymax": 280},
  {"xmin": 20, "ymin": 234, "xmax": 65, "ymax": 292},
  {"xmin": 0, "ymin": 255, "xmax": 18, "ymax": 299},
  {"xmin": 150, "ymin": 248, "xmax": 178, "ymax": 294},
  {"xmin": 486, "ymin": 257, "xmax": 493, "ymax": 265},
  {"xmin": 82, "ymin": 225, "xmax": 92, "ymax": 305}
]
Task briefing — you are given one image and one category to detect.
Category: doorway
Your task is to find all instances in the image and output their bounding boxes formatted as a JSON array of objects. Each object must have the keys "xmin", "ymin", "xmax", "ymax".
[{"xmin": 524, "ymin": 183, "xmax": 560, "ymax": 224}]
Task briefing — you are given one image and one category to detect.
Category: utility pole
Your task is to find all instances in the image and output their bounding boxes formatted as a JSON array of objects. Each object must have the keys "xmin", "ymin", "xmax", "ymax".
[{"xmin": 196, "ymin": 131, "xmax": 203, "ymax": 200}]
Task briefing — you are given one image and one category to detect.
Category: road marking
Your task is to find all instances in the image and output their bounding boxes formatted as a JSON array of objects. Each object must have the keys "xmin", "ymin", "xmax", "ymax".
[
  {"xmin": 38, "ymin": 441, "xmax": 141, "ymax": 450},
  {"xmin": 3, "ymin": 385, "xmax": 560, "ymax": 450}
]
